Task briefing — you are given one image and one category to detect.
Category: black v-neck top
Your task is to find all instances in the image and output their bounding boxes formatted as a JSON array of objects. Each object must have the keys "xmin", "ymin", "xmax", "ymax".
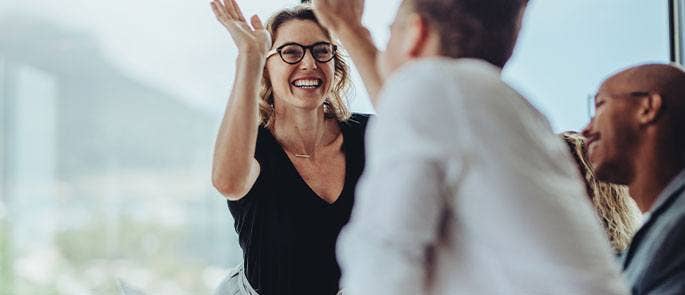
[{"xmin": 227, "ymin": 113, "xmax": 370, "ymax": 295}]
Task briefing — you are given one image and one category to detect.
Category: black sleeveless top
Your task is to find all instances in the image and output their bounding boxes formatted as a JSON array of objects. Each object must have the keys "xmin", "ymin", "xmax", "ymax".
[{"xmin": 227, "ymin": 114, "xmax": 371, "ymax": 295}]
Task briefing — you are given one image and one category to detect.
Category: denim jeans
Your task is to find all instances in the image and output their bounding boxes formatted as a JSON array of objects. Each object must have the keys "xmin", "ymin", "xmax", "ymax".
[{"xmin": 214, "ymin": 263, "xmax": 260, "ymax": 295}]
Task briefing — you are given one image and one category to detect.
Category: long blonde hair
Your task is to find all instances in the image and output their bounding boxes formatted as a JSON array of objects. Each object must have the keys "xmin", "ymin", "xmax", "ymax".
[
  {"xmin": 561, "ymin": 132, "xmax": 641, "ymax": 252},
  {"xmin": 259, "ymin": 5, "xmax": 351, "ymax": 127}
]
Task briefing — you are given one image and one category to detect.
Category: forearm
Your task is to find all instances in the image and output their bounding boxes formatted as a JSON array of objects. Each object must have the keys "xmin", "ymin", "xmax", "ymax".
[
  {"xmin": 339, "ymin": 158, "xmax": 446, "ymax": 294},
  {"xmin": 212, "ymin": 54, "xmax": 265, "ymax": 194},
  {"xmin": 336, "ymin": 25, "xmax": 383, "ymax": 107}
]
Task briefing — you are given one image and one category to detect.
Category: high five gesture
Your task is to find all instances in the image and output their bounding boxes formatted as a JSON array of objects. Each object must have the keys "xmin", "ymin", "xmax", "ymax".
[
  {"xmin": 312, "ymin": 0, "xmax": 382, "ymax": 105},
  {"xmin": 210, "ymin": 0, "xmax": 271, "ymax": 57}
]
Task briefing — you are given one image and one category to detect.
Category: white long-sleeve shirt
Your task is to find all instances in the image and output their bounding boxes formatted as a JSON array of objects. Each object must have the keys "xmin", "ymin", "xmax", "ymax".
[{"xmin": 337, "ymin": 58, "xmax": 628, "ymax": 295}]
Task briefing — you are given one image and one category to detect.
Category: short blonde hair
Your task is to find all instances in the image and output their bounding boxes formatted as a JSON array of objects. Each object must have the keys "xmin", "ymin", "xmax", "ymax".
[
  {"xmin": 259, "ymin": 4, "xmax": 351, "ymax": 127},
  {"xmin": 561, "ymin": 132, "xmax": 641, "ymax": 252}
]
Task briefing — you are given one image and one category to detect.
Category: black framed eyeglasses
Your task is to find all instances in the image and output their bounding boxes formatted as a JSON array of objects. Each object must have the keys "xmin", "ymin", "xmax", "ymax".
[
  {"xmin": 266, "ymin": 42, "xmax": 337, "ymax": 64},
  {"xmin": 586, "ymin": 91, "xmax": 651, "ymax": 119}
]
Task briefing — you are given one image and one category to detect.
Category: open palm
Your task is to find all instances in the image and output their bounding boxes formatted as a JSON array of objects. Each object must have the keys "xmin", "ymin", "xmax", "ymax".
[{"xmin": 210, "ymin": 0, "xmax": 272, "ymax": 56}]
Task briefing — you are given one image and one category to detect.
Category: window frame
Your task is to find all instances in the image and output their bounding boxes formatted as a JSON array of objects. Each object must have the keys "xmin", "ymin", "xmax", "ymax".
[{"xmin": 672, "ymin": 0, "xmax": 684, "ymax": 64}]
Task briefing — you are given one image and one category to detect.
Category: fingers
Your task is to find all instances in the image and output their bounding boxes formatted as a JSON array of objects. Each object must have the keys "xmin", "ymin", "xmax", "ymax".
[
  {"xmin": 228, "ymin": 0, "xmax": 247, "ymax": 22},
  {"xmin": 211, "ymin": 0, "xmax": 250, "ymax": 25},
  {"xmin": 218, "ymin": 0, "xmax": 235, "ymax": 20},
  {"xmin": 250, "ymin": 15, "xmax": 264, "ymax": 30},
  {"xmin": 210, "ymin": 0, "xmax": 228, "ymax": 21},
  {"xmin": 219, "ymin": 0, "xmax": 244, "ymax": 21},
  {"xmin": 211, "ymin": 1, "xmax": 245, "ymax": 39}
]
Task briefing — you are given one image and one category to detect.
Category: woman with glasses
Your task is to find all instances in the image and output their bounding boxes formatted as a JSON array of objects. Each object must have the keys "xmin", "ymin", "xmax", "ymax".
[{"xmin": 209, "ymin": 1, "xmax": 371, "ymax": 294}]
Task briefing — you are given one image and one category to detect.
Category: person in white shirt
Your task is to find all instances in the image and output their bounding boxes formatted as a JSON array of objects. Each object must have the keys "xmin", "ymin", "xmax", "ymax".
[{"xmin": 313, "ymin": 0, "xmax": 628, "ymax": 294}]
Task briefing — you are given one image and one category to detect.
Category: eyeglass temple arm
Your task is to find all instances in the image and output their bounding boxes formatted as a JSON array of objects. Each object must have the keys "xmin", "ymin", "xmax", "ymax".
[{"xmin": 266, "ymin": 48, "xmax": 279, "ymax": 58}]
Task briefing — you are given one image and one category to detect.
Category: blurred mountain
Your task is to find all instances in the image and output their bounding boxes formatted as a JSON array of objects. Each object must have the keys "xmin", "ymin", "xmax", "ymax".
[{"xmin": 0, "ymin": 13, "xmax": 216, "ymax": 178}]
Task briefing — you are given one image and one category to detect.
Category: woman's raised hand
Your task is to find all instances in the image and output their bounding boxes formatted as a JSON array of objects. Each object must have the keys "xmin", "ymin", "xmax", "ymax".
[{"xmin": 210, "ymin": 0, "xmax": 272, "ymax": 57}]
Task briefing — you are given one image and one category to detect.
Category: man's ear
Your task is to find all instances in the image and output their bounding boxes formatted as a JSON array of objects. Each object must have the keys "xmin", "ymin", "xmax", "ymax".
[
  {"xmin": 637, "ymin": 93, "xmax": 664, "ymax": 125},
  {"xmin": 403, "ymin": 13, "xmax": 431, "ymax": 58}
]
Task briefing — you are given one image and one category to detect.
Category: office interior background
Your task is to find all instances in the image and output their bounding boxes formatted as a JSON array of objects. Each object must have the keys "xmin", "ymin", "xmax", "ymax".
[{"xmin": 0, "ymin": 0, "xmax": 682, "ymax": 294}]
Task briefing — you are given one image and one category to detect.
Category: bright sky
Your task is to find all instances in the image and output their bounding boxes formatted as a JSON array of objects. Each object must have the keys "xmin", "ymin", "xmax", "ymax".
[{"xmin": 1, "ymin": 0, "xmax": 670, "ymax": 132}]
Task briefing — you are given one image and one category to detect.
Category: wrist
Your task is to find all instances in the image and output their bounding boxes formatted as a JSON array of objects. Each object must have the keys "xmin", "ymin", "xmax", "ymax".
[
  {"xmin": 336, "ymin": 24, "xmax": 370, "ymax": 44},
  {"xmin": 237, "ymin": 52, "xmax": 267, "ymax": 64},
  {"xmin": 235, "ymin": 54, "xmax": 267, "ymax": 80}
]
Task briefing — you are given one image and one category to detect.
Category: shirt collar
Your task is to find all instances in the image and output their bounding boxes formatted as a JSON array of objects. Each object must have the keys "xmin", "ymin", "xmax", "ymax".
[{"xmin": 646, "ymin": 168, "xmax": 685, "ymax": 216}]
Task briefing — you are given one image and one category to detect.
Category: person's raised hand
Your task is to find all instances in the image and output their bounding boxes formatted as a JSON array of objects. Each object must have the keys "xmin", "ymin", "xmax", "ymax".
[
  {"xmin": 312, "ymin": 0, "xmax": 365, "ymax": 35},
  {"xmin": 210, "ymin": 0, "xmax": 271, "ymax": 57}
]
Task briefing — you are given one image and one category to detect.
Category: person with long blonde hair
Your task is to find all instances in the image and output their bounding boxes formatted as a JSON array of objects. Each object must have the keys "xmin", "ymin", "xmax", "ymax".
[{"xmin": 561, "ymin": 131, "xmax": 641, "ymax": 253}]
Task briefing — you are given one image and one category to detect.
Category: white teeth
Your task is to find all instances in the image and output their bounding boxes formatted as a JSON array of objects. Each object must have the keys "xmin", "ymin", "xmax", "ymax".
[{"xmin": 293, "ymin": 79, "xmax": 321, "ymax": 88}]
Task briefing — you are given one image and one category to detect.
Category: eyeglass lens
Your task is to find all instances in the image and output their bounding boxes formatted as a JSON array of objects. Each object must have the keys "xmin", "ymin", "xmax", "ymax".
[{"xmin": 280, "ymin": 43, "xmax": 334, "ymax": 64}]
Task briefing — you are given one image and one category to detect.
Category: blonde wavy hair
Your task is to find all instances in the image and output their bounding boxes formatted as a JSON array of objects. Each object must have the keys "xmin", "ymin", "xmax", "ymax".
[
  {"xmin": 561, "ymin": 132, "xmax": 641, "ymax": 252},
  {"xmin": 259, "ymin": 4, "xmax": 352, "ymax": 127}
]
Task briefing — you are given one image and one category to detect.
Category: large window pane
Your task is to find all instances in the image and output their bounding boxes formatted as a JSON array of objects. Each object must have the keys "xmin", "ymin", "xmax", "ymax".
[
  {"xmin": 0, "ymin": 0, "xmax": 672, "ymax": 294},
  {"xmin": 503, "ymin": 1, "xmax": 670, "ymax": 132},
  {"xmin": 0, "ymin": 0, "xmax": 287, "ymax": 293},
  {"xmin": 357, "ymin": 1, "xmax": 670, "ymax": 131}
]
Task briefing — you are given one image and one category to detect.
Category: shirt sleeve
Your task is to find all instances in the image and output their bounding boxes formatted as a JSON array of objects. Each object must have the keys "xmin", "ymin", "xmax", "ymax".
[{"xmin": 337, "ymin": 62, "xmax": 462, "ymax": 295}]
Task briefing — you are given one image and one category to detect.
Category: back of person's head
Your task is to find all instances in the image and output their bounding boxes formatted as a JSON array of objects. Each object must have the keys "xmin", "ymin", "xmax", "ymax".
[
  {"xmin": 403, "ymin": 0, "xmax": 528, "ymax": 67},
  {"xmin": 653, "ymin": 65, "xmax": 685, "ymax": 164},
  {"xmin": 614, "ymin": 64, "xmax": 685, "ymax": 146},
  {"xmin": 561, "ymin": 132, "xmax": 641, "ymax": 252}
]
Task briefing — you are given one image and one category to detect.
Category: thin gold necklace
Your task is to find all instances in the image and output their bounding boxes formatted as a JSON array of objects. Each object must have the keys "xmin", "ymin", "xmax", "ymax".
[
  {"xmin": 284, "ymin": 147, "xmax": 312, "ymax": 158},
  {"xmin": 281, "ymin": 143, "xmax": 314, "ymax": 159}
]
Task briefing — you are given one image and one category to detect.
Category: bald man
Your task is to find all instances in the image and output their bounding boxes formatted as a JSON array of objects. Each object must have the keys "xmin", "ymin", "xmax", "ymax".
[{"xmin": 583, "ymin": 63, "xmax": 685, "ymax": 294}]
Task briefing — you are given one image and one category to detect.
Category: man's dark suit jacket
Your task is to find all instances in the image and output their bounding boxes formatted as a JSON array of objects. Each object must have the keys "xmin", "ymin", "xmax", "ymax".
[{"xmin": 623, "ymin": 170, "xmax": 685, "ymax": 295}]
